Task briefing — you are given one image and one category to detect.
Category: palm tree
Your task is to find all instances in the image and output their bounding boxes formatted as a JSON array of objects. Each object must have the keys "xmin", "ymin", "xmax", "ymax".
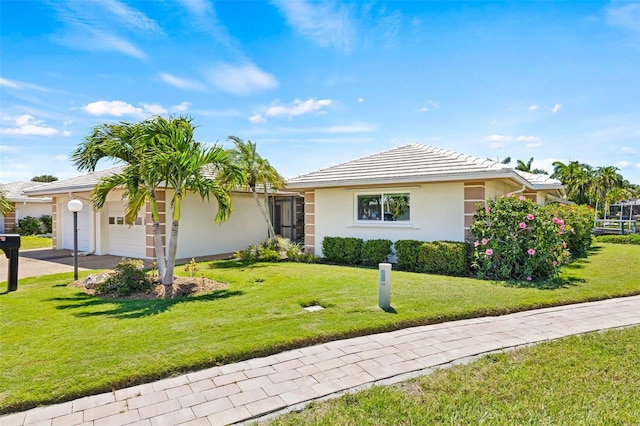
[
  {"xmin": 0, "ymin": 190, "xmax": 13, "ymax": 216},
  {"xmin": 72, "ymin": 116, "xmax": 240, "ymax": 297},
  {"xmin": 552, "ymin": 161, "xmax": 594, "ymax": 204},
  {"xmin": 227, "ymin": 136, "xmax": 285, "ymax": 239},
  {"xmin": 592, "ymin": 166, "xmax": 624, "ymax": 218},
  {"xmin": 515, "ymin": 157, "xmax": 548, "ymax": 175}
]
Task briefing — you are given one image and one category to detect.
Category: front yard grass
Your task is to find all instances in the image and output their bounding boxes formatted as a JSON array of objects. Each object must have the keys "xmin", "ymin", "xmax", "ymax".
[
  {"xmin": 17, "ymin": 235, "xmax": 52, "ymax": 250},
  {"xmin": 268, "ymin": 325, "xmax": 640, "ymax": 425},
  {"xmin": 1, "ymin": 243, "xmax": 639, "ymax": 413}
]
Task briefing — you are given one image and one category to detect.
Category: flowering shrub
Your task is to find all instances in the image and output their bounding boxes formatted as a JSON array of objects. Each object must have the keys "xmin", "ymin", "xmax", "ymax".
[
  {"xmin": 95, "ymin": 258, "xmax": 155, "ymax": 296},
  {"xmin": 470, "ymin": 195, "xmax": 569, "ymax": 282},
  {"xmin": 542, "ymin": 203, "xmax": 593, "ymax": 258}
]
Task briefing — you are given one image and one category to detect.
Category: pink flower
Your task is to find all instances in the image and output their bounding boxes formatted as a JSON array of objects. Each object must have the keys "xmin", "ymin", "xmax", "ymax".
[
  {"xmin": 485, "ymin": 206, "xmax": 491, "ymax": 214},
  {"xmin": 519, "ymin": 195, "xmax": 526, "ymax": 201},
  {"xmin": 527, "ymin": 214, "xmax": 534, "ymax": 220},
  {"xmin": 474, "ymin": 241, "xmax": 480, "ymax": 247},
  {"xmin": 527, "ymin": 248, "xmax": 536, "ymax": 256},
  {"xmin": 485, "ymin": 249, "xmax": 493, "ymax": 256},
  {"xmin": 552, "ymin": 260, "xmax": 558, "ymax": 266},
  {"xmin": 552, "ymin": 217, "xmax": 561, "ymax": 224},
  {"xmin": 562, "ymin": 241, "xmax": 567, "ymax": 249},
  {"xmin": 481, "ymin": 238, "xmax": 488, "ymax": 245},
  {"xmin": 526, "ymin": 276, "xmax": 532, "ymax": 281},
  {"xmin": 519, "ymin": 222, "xmax": 527, "ymax": 229},
  {"xmin": 506, "ymin": 193, "xmax": 513, "ymax": 197},
  {"xmin": 559, "ymin": 219, "xmax": 564, "ymax": 226}
]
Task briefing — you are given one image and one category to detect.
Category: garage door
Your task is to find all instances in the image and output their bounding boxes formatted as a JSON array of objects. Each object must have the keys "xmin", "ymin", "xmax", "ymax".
[
  {"xmin": 61, "ymin": 204, "xmax": 91, "ymax": 252},
  {"xmin": 107, "ymin": 202, "xmax": 146, "ymax": 258}
]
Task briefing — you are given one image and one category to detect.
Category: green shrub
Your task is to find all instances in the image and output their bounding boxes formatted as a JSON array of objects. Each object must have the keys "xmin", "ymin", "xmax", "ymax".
[
  {"xmin": 470, "ymin": 195, "xmax": 568, "ymax": 283},
  {"xmin": 418, "ymin": 241, "xmax": 470, "ymax": 276},
  {"xmin": 95, "ymin": 259, "xmax": 155, "ymax": 297},
  {"xmin": 39, "ymin": 214, "xmax": 53, "ymax": 234},
  {"xmin": 542, "ymin": 203, "xmax": 593, "ymax": 258},
  {"xmin": 16, "ymin": 216, "xmax": 43, "ymax": 236},
  {"xmin": 595, "ymin": 234, "xmax": 640, "ymax": 245},
  {"xmin": 361, "ymin": 239, "xmax": 392, "ymax": 266},
  {"xmin": 235, "ymin": 237, "xmax": 316, "ymax": 263},
  {"xmin": 321, "ymin": 237, "xmax": 363, "ymax": 265},
  {"xmin": 394, "ymin": 240, "xmax": 423, "ymax": 271}
]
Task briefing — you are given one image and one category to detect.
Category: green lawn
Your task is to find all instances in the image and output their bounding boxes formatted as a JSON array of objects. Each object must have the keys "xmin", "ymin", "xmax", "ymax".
[
  {"xmin": 268, "ymin": 325, "xmax": 640, "ymax": 425},
  {"xmin": 18, "ymin": 235, "xmax": 52, "ymax": 250},
  {"xmin": 1, "ymin": 243, "xmax": 639, "ymax": 414}
]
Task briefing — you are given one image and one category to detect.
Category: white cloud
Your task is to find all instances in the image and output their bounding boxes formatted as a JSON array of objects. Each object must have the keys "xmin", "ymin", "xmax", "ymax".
[
  {"xmin": 616, "ymin": 161, "xmax": 633, "ymax": 168},
  {"xmin": 171, "ymin": 102, "xmax": 191, "ymax": 112},
  {"xmin": 0, "ymin": 145, "xmax": 19, "ymax": 153},
  {"xmin": 55, "ymin": 155, "xmax": 68, "ymax": 161},
  {"xmin": 484, "ymin": 134, "xmax": 541, "ymax": 149},
  {"xmin": 82, "ymin": 100, "xmax": 143, "ymax": 116},
  {"xmin": 0, "ymin": 115, "xmax": 59, "ymax": 136},
  {"xmin": 142, "ymin": 103, "xmax": 168, "ymax": 114},
  {"xmin": 326, "ymin": 123, "xmax": 377, "ymax": 133},
  {"xmin": 205, "ymin": 62, "xmax": 278, "ymax": 96},
  {"xmin": 618, "ymin": 146, "xmax": 637, "ymax": 154},
  {"xmin": 529, "ymin": 104, "xmax": 539, "ymax": 111},
  {"xmin": 249, "ymin": 113, "xmax": 267, "ymax": 124},
  {"xmin": 63, "ymin": 120, "xmax": 74, "ymax": 126},
  {"xmin": 271, "ymin": 0, "xmax": 355, "ymax": 53},
  {"xmin": 159, "ymin": 73, "xmax": 205, "ymax": 91},
  {"xmin": 63, "ymin": 130, "xmax": 72, "ymax": 137},
  {"xmin": 102, "ymin": 0, "xmax": 161, "ymax": 34},
  {"xmin": 551, "ymin": 104, "xmax": 562, "ymax": 113},
  {"xmin": 606, "ymin": 2, "xmax": 640, "ymax": 32},
  {"xmin": 358, "ymin": 97, "xmax": 364, "ymax": 103},
  {"xmin": 0, "ymin": 77, "xmax": 50, "ymax": 92},
  {"xmin": 419, "ymin": 100, "xmax": 440, "ymax": 112},
  {"xmin": 266, "ymin": 98, "xmax": 333, "ymax": 119}
]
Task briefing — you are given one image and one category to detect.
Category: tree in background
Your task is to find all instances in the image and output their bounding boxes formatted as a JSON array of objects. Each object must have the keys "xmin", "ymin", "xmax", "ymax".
[
  {"xmin": 72, "ymin": 116, "xmax": 241, "ymax": 297},
  {"xmin": 227, "ymin": 135, "xmax": 285, "ymax": 240},
  {"xmin": 31, "ymin": 175, "xmax": 58, "ymax": 183},
  {"xmin": 515, "ymin": 157, "xmax": 548, "ymax": 175}
]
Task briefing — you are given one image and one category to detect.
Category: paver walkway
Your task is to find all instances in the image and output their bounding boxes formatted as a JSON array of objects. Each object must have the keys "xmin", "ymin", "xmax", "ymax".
[{"xmin": 2, "ymin": 295, "xmax": 639, "ymax": 426}]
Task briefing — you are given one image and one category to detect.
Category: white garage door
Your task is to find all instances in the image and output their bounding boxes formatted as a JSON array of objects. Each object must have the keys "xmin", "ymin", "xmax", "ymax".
[
  {"xmin": 107, "ymin": 202, "xmax": 146, "ymax": 258},
  {"xmin": 62, "ymin": 205, "xmax": 91, "ymax": 252}
]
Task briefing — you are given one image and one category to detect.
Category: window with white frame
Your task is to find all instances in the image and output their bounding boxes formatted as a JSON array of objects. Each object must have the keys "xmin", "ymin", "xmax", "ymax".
[{"xmin": 356, "ymin": 192, "xmax": 410, "ymax": 222}]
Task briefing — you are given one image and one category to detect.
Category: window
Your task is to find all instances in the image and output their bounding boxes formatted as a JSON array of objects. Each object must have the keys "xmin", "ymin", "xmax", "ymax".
[{"xmin": 356, "ymin": 193, "xmax": 410, "ymax": 222}]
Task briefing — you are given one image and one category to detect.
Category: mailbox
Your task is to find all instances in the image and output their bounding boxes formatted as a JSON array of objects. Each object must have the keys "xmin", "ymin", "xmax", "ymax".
[{"xmin": 0, "ymin": 234, "xmax": 20, "ymax": 292}]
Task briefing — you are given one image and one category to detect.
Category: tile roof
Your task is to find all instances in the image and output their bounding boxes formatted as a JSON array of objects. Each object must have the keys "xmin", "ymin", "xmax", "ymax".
[
  {"xmin": 286, "ymin": 144, "xmax": 563, "ymax": 191},
  {"xmin": 23, "ymin": 166, "xmax": 126, "ymax": 196},
  {"xmin": 1, "ymin": 181, "xmax": 52, "ymax": 203}
]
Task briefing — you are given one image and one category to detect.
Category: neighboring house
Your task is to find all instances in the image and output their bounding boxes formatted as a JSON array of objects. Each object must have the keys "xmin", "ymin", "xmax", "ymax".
[
  {"xmin": 24, "ymin": 167, "xmax": 273, "ymax": 260},
  {"xmin": 0, "ymin": 182, "xmax": 52, "ymax": 233},
  {"xmin": 285, "ymin": 144, "xmax": 565, "ymax": 256}
]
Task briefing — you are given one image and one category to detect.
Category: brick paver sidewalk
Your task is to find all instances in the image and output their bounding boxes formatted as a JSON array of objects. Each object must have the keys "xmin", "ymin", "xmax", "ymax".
[{"xmin": 3, "ymin": 295, "xmax": 639, "ymax": 426}]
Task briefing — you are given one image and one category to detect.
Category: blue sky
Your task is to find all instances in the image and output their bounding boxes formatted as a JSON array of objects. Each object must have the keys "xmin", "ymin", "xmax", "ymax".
[{"xmin": 1, "ymin": 0, "xmax": 639, "ymax": 184}]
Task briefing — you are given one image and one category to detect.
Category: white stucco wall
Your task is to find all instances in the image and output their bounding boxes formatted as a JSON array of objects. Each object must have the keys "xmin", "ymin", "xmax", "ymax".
[
  {"xmin": 313, "ymin": 183, "xmax": 465, "ymax": 256},
  {"xmin": 14, "ymin": 202, "xmax": 52, "ymax": 221},
  {"xmin": 175, "ymin": 192, "xmax": 268, "ymax": 259}
]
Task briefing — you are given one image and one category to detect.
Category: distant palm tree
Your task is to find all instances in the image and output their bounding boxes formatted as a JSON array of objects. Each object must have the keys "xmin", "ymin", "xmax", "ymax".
[
  {"xmin": 0, "ymin": 190, "xmax": 13, "ymax": 216},
  {"xmin": 72, "ymin": 116, "xmax": 241, "ymax": 297},
  {"xmin": 227, "ymin": 136, "xmax": 284, "ymax": 239},
  {"xmin": 552, "ymin": 161, "xmax": 594, "ymax": 204},
  {"xmin": 515, "ymin": 157, "xmax": 548, "ymax": 175}
]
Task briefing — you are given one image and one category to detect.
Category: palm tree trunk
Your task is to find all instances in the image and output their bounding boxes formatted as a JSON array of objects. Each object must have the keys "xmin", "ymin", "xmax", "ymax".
[
  {"xmin": 263, "ymin": 184, "xmax": 275, "ymax": 239},
  {"xmin": 149, "ymin": 194, "xmax": 167, "ymax": 279},
  {"xmin": 162, "ymin": 219, "xmax": 179, "ymax": 298},
  {"xmin": 251, "ymin": 189, "xmax": 275, "ymax": 239}
]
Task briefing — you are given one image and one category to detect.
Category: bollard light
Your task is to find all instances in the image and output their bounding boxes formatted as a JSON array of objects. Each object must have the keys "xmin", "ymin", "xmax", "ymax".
[
  {"xmin": 378, "ymin": 262, "xmax": 392, "ymax": 311},
  {"xmin": 67, "ymin": 199, "xmax": 83, "ymax": 280}
]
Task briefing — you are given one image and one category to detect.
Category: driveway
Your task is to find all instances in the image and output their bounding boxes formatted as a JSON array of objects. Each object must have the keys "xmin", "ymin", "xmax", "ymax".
[{"xmin": 0, "ymin": 249, "xmax": 123, "ymax": 281}]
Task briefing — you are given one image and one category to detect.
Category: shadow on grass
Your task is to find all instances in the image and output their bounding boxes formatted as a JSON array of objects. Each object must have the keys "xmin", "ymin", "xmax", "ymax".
[
  {"xmin": 46, "ymin": 289, "xmax": 244, "ymax": 319},
  {"xmin": 505, "ymin": 275, "xmax": 584, "ymax": 290},
  {"xmin": 206, "ymin": 260, "xmax": 266, "ymax": 270}
]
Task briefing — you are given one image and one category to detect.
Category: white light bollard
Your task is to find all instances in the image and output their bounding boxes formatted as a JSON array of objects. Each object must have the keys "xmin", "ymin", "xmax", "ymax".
[{"xmin": 378, "ymin": 262, "xmax": 392, "ymax": 311}]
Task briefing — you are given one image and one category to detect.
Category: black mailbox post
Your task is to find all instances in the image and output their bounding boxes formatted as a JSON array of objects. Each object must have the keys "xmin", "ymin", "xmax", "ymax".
[{"xmin": 0, "ymin": 234, "xmax": 21, "ymax": 292}]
